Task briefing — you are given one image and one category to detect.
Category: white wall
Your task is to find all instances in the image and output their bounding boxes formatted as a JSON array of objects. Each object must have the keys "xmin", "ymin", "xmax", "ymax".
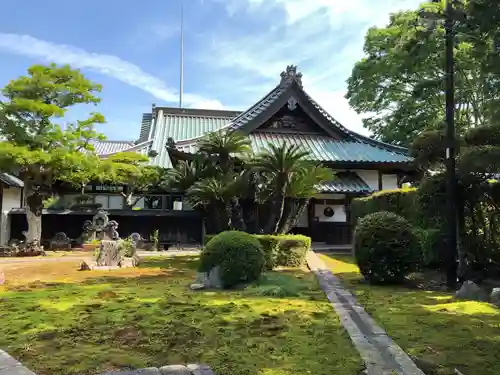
[
  {"xmin": 314, "ymin": 203, "xmax": 347, "ymax": 222},
  {"xmin": 356, "ymin": 170, "xmax": 380, "ymax": 191},
  {"xmin": 354, "ymin": 170, "xmax": 399, "ymax": 192},
  {"xmin": 382, "ymin": 174, "xmax": 399, "ymax": 190},
  {"xmin": 0, "ymin": 187, "xmax": 22, "ymax": 245}
]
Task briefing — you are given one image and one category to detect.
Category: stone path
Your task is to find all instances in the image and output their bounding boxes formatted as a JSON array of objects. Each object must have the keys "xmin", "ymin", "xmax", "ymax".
[{"xmin": 307, "ymin": 251, "xmax": 425, "ymax": 375}]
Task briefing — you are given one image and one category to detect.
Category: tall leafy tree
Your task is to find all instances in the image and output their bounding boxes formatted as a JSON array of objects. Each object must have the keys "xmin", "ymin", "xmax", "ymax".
[
  {"xmin": 0, "ymin": 64, "xmax": 106, "ymax": 246},
  {"xmin": 346, "ymin": 1, "xmax": 500, "ymax": 146},
  {"xmin": 103, "ymin": 152, "xmax": 165, "ymax": 208}
]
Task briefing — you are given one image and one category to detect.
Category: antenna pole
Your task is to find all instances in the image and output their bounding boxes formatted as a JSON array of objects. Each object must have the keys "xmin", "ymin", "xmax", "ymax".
[{"xmin": 179, "ymin": 0, "xmax": 184, "ymax": 108}]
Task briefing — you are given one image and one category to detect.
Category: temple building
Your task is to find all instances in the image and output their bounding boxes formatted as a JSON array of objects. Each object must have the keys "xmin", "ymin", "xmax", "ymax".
[{"xmin": 2, "ymin": 66, "xmax": 415, "ymax": 247}]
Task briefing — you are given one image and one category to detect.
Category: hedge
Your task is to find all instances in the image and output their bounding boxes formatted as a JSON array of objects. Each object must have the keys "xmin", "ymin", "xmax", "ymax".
[
  {"xmin": 203, "ymin": 233, "xmax": 311, "ymax": 269},
  {"xmin": 351, "ymin": 188, "xmax": 419, "ymax": 227},
  {"xmin": 351, "ymin": 186, "xmax": 446, "ymax": 270}
]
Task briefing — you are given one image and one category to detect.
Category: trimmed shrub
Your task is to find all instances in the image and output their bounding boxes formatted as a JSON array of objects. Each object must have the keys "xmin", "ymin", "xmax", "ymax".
[
  {"xmin": 199, "ymin": 231, "xmax": 265, "ymax": 288},
  {"xmin": 354, "ymin": 211, "xmax": 421, "ymax": 284},
  {"xmin": 254, "ymin": 234, "xmax": 311, "ymax": 268},
  {"xmin": 254, "ymin": 235, "xmax": 280, "ymax": 270},
  {"xmin": 203, "ymin": 234, "xmax": 215, "ymax": 246},
  {"xmin": 351, "ymin": 188, "xmax": 419, "ymax": 226}
]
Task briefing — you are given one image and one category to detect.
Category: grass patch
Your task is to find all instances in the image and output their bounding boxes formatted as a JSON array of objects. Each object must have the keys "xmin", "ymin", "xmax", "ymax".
[
  {"xmin": 319, "ymin": 253, "xmax": 500, "ymax": 375},
  {"xmin": 0, "ymin": 256, "xmax": 362, "ymax": 375}
]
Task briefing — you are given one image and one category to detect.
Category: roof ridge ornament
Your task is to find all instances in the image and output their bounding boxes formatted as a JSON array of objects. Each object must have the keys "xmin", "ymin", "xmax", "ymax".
[{"xmin": 280, "ymin": 65, "xmax": 303, "ymax": 87}]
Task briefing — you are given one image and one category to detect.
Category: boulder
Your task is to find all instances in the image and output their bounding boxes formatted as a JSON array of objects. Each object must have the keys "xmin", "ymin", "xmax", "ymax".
[
  {"xmin": 490, "ymin": 287, "xmax": 500, "ymax": 307},
  {"xmin": 159, "ymin": 365, "xmax": 191, "ymax": 375},
  {"xmin": 190, "ymin": 267, "xmax": 222, "ymax": 290},
  {"xmin": 96, "ymin": 240, "xmax": 123, "ymax": 267},
  {"xmin": 207, "ymin": 266, "xmax": 222, "ymax": 289},
  {"xmin": 455, "ymin": 280, "xmax": 489, "ymax": 302}
]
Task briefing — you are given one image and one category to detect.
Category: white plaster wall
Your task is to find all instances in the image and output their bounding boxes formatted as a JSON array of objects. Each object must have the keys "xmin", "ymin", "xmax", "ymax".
[
  {"xmin": 356, "ymin": 170, "xmax": 380, "ymax": 191},
  {"xmin": 1, "ymin": 187, "xmax": 22, "ymax": 245},
  {"xmin": 382, "ymin": 174, "xmax": 399, "ymax": 190},
  {"xmin": 314, "ymin": 204, "xmax": 347, "ymax": 223}
]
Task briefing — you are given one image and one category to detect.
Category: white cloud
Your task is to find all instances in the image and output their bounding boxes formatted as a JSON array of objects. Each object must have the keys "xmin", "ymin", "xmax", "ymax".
[
  {"xmin": 0, "ymin": 33, "xmax": 223, "ymax": 110},
  {"xmin": 205, "ymin": 0, "xmax": 422, "ymax": 136}
]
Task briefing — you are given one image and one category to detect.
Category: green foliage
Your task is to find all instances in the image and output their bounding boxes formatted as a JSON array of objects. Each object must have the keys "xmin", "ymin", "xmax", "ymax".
[
  {"xmin": 251, "ymin": 143, "xmax": 314, "ymax": 233},
  {"xmin": 149, "ymin": 229, "xmax": 159, "ymax": 251},
  {"xmin": 0, "ymin": 63, "xmax": 106, "ymax": 241},
  {"xmin": 119, "ymin": 236, "xmax": 136, "ymax": 257},
  {"xmin": 413, "ymin": 227, "xmax": 445, "ymax": 268},
  {"xmin": 354, "ymin": 212, "xmax": 421, "ymax": 284},
  {"xmin": 103, "ymin": 152, "xmax": 164, "ymax": 208},
  {"xmin": 409, "ymin": 130, "xmax": 447, "ymax": 170},
  {"xmin": 200, "ymin": 231, "xmax": 265, "ymax": 288},
  {"xmin": 169, "ymin": 132, "xmax": 331, "ymax": 235},
  {"xmin": 464, "ymin": 124, "xmax": 500, "ymax": 147},
  {"xmin": 417, "ymin": 173, "xmax": 448, "ymax": 229},
  {"xmin": 351, "ymin": 188, "xmax": 418, "ymax": 226},
  {"xmin": 197, "ymin": 130, "xmax": 251, "ymax": 173},
  {"xmin": 254, "ymin": 235, "xmax": 281, "ymax": 270},
  {"xmin": 43, "ymin": 196, "xmax": 58, "ymax": 209},
  {"xmin": 346, "ymin": 3, "xmax": 500, "ymax": 145},
  {"xmin": 457, "ymin": 145, "xmax": 500, "ymax": 177}
]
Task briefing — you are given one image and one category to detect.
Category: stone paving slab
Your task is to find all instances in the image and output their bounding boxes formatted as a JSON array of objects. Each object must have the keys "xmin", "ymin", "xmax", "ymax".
[
  {"xmin": 96, "ymin": 364, "xmax": 215, "ymax": 375},
  {"xmin": 0, "ymin": 350, "xmax": 36, "ymax": 375},
  {"xmin": 307, "ymin": 251, "xmax": 425, "ymax": 375}
]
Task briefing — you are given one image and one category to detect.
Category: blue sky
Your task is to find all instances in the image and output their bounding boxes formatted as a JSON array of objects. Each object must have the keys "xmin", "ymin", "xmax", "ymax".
[{"xmin": 0, "ymin": 0, "xmax": 422, "ymax": 140}]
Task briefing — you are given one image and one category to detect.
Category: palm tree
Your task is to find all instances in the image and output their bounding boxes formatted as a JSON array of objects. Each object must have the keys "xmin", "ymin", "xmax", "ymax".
[
  {"xmin": 165, "ymin": 159, "xmax": 213, "ymax": 191},
  {"xmin": 277, "ymin": 164, "xmax": 334, "ymax": 233},
  {"xmin": 197, "ymin": 130, "xmax": 252, "ymax": 228},
  {"xmin": 187, "ymin": 177, "xmax": 231, "ymax": 233},
  {"xmin": 251, "ymin": 143, "xmax": 311, "ymax": 233},
  {"xmin": 197, "ymin": 130, "xmax": 252, "ymax": 174}
]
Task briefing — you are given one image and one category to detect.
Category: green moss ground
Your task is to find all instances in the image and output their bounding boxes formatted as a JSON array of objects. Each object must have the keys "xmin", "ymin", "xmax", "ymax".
[
  {"xmin": 0, "ymin": 256, "xmax": 362, "ymax": 375},
  {"xmin": 320, "ymin": 253, "xmax": 500, "ymax": 375}
]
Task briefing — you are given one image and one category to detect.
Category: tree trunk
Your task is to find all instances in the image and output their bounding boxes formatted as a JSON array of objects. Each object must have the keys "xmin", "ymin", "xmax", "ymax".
[
  {"xmin": 229, "ymin": 197, "xmax": 246, "ymax": 231},
  {"xmin": 24, "ymin": 187, "xmax": 44, "ymax": 247},
  {"xmin": 277, "ymin": 198, "xmax": 294, "ymax": 233},
  {"xmin": 281, "ymin": 198, "xmax": 309, "ymax": 234},
  {"xmin": 264, "ymin": 175, "xmax": 287, "ymax": 234}
]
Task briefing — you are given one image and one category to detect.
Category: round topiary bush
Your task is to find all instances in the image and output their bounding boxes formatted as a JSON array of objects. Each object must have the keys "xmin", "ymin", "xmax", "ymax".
[
  {"xmin": 200, "ymin": 231, "xmax": 265, "ymax": 288},
  {"xmin": 353, "ymin": 211, "xmax": 421, "ymax": 284}
]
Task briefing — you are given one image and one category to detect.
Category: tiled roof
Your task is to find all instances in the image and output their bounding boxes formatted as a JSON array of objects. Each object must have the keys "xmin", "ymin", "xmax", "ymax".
[
  {"xmin": 249, "ymin": 133, "xmax": 411, "ymax": 164},
  {"xmin": 316, "ymin": 172, "xmax": 373, "ymax": 194},
  {"xmin": 148, "ymin": 108, "xmax": 239, "ymax": 168},
  {"xmin": 92, "ymin": 140, "xmax": 135, "ymax": 155},
  {"xmin": 0, "ymin": 173, "xmax": 23, "ymax": 188},
  {"xmin": 174, "ymin": 132, "xmax": 410, "ymax": 165}
]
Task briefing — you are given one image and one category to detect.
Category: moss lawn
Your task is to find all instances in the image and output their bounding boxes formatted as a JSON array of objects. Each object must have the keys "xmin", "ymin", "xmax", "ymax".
[
  {"xmin": 0, "ymin": 255, "xmax": 363, "ymax": 375},
  {"xmin": 319, "ymin": 253, "xmax": 500, "ymax": 375}
]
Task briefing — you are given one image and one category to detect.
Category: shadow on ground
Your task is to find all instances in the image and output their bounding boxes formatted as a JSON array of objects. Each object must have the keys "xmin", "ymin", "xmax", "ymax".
[
  {"xmin": 321, "ymin": 253, "xmax": 500, "ymax": 375},
  {"xmin": 0, "ymin": 256, "xmax": 363, "ymax": 375}
]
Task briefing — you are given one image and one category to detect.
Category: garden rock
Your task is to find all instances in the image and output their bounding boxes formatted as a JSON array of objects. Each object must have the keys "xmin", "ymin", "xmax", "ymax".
[
  {"xmin": 455, "ymin": 280, "xmax": 489, "ymax": 302},
  {"xmin": 159, "ymin": 365, "xmax": 192, "ymax": 375},
  {"xmin": 98, "ymin": 368, "xmax": 161, "ymax": 375},
  {"xmin": 490, "ymin": 287, "xmax": 500, "ymax": 307},
  {"xmin": 97, "ymin": 240, "xmax": 123, "ymax": 266},
  {"xmin": 207, "ymin": 266, "xmax": 222, "ymax": 289},
  {"xmin": 190, "ymin": 267, "xmax": 222, "ymax": 290}
]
